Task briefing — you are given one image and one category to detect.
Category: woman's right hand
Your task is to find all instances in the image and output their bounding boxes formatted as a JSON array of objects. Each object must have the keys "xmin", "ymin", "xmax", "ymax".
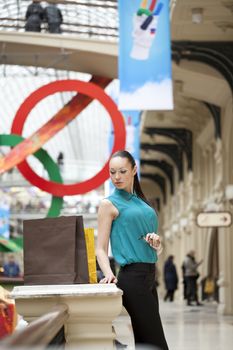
[{"xmin": 99, "ymin": 273, "xmax": 118, "ymax": 284}]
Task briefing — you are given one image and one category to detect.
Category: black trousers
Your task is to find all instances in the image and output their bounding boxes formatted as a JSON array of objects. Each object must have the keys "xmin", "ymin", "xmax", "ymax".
[
  {"xmin": 117, "ymin": 263, "xmax": 169, "ymax": 350},
  {"xmin": 164, "ymin": 289, "xmax": 175, "ymax": 302},
  {"xmin": 186, "ymin": 276, "xmax": 198, "ymax": 304}
]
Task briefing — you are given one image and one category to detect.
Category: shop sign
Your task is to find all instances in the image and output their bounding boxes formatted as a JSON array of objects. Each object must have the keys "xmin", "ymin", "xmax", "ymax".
[{"xmin": 196, "ymin": 211, "xmax": 232, "ymax": 228}]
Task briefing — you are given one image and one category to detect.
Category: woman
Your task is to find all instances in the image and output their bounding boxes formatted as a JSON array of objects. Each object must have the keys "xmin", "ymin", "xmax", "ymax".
[
  {"xmin": 97, "ymin": 150, "xmax": 169, "ymax": 349},
  {"xmin": 163, "ymin": 255, "xmax": 178, "ymax": 302}
]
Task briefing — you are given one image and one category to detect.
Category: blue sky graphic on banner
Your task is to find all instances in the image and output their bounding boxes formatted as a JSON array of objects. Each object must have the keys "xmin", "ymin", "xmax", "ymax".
[
  {"xmin": 118, "ymin": 0, "xmax": 173, "ymax": 110},
  {"xmin": 0, "ymin": 206, "xmax": 10, "ymax": 239},
  {"xmin": 124, "ymin": 111, "xmax": 140, "ymax": 167}
]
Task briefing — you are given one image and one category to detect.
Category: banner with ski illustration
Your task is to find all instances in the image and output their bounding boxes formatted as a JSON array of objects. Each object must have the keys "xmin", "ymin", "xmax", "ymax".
[{"xmin": 118, "ymin": 0, "xmax": 173, "ymax": 110}]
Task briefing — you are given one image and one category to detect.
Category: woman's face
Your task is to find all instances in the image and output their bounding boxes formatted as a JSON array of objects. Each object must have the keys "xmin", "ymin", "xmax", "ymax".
[{"xmin": 109, "ymin": 156, "xmax": 136, "ymax": 193}]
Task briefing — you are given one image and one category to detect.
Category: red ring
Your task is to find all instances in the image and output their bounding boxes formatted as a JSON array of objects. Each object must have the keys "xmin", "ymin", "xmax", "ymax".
[{"xmin": 11, "ymin": 80, "xmax": 126, "ymax": 196}]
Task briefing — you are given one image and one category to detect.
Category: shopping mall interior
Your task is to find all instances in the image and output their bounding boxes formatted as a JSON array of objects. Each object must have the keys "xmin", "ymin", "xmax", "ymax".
[{"xmin": 0, "ymin": 0, "xmax": 233, "ymax": 349}]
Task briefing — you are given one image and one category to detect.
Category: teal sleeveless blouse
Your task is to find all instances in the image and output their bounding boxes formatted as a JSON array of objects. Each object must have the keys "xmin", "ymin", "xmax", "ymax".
[{"xmin": 107, "ymin": 189, "xmax": 158, "ymax": 266}]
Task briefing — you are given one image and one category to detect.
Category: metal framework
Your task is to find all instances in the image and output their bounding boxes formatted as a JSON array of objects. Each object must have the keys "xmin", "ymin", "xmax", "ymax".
[
  {"xmin": 172, "ymin": 41, "xmax": 233, "ymax": 92},
  {"xmin": 141, "ymin": 143, "xmax": 184, "ymax": 182},
  {"xmin": 144, "ymin": 127, "xmax": 193, "ymax": 171},
  {"xmin": 0, "ymin": 0, "xmax": 118, "ymax": 40},
  {"xmin": 141, "ymin": 159, "xmax": 174, "ymax": 195}
]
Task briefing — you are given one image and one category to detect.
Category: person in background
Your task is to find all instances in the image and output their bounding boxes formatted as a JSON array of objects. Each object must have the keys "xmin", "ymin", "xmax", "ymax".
[
  {"xmin": 183, "ymin": 250, "xmax": 203, "ymax": 306},
  {"xmin": 57, "ymin": 151, "xmax": 64, "ymax": 172},
  {"xmin": 44, "ymin": 3, "xmax": 63, "ymax": 34},
  {"xmin": 3, "ymin": 254, "xmax": 20, "ymax": 278},
  {"xmin": 25, "ymin": 0, "xmax": 44, "ymax": 32},
  {"xmin": 203, "ymin": 275, "xmax": 215, "ymax": 301},
  {"xmin": 154, "ymin": 263, "xmax": 160, "ymax": 288},
  {"xmin": 96, "ymin": 150, "xmax": 169, "ymax": 350},
  {"xmin": 181, "ymin": 260, "xmax": 187, "ymax": 299},
  {"xmin": 163, "ymin": 255, "xmax": 178, "ymax": 302}
]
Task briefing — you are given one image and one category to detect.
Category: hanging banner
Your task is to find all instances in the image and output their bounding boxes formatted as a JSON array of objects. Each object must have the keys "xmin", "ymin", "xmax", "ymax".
[
  {"xmin": 107, "ymin": 110, "xmax": 141, "ymax": 195},
  {"xmin": 118, "ymin": 0, "xmax": 173, "ymax": 111}
]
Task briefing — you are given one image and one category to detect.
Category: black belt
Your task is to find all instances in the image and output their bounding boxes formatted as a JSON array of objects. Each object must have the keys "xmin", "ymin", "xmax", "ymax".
[{"xmin": 120, "ymin": 262, "xmax": 155, "ymax": 272}]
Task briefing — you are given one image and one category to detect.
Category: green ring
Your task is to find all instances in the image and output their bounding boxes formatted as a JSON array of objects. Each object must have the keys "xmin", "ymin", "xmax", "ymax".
[{"xmin": 0, "ymin": 134, "xmax": 63, "ymax": 217}]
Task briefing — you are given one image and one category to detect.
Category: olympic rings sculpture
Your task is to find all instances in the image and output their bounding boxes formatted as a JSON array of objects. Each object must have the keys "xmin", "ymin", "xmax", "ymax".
[{"xmin": 0, "ymin": 80, "xmax": 126, "ymax": 216}]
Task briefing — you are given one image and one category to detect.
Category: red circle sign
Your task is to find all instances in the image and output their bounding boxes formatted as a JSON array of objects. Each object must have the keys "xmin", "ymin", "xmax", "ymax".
[{"xmin": 11, "ymin": 80, "xmax": 126, "ymax": 196}]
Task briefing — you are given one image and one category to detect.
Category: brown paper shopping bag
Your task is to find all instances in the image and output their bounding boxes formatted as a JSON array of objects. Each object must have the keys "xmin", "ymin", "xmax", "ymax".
[{"xmin": 23, "ymin": 216, "xmax": 89, "ymax": 285}]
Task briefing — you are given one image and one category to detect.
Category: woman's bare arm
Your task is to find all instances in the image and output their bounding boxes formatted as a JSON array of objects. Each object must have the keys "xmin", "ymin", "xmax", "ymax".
[{"xmin": 96, "ymin": 199, "xmax": 118, "ymax": 283}]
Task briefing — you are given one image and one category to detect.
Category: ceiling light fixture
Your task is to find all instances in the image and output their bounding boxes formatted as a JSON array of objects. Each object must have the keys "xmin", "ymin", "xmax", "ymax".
[{"xmin": 191, "ymin": 8, "xmax": 204, "ymax": 24}]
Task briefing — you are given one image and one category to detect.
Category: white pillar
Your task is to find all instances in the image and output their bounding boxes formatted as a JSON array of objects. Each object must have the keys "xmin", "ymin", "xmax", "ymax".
[{"xmin": 11, "ymin": 284, "xmax": 123, "ymax": 350}]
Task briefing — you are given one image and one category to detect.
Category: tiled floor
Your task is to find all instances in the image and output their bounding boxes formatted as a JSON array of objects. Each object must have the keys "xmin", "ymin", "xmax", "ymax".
[{"xmin": 114, "ymin": 300, "xmax": 233, "ymax": 350}]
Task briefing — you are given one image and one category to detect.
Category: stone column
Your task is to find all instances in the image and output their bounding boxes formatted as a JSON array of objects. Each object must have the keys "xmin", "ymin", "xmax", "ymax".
[
  {"xmin": 217, "ymin": 225, "xmax": 233, "ymax": 315},
  {"xmin": 11, "ymin": 284, "xmax": 123, "ymax": 350}
]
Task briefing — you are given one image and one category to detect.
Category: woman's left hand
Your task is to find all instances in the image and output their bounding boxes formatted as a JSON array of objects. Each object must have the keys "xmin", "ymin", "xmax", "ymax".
[
  {"xmin": 99, "ymin": 272, "xmax": 118, "ymax": 284},
  {"xmin": 145, "ymin": 233, "xmax": 162, "ymax": 251}
]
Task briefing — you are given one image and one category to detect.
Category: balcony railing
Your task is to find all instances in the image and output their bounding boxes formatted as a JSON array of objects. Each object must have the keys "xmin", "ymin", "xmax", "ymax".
[{"xmin": 0, "ymin": 0, "xmax": 118, "ymax": 41}]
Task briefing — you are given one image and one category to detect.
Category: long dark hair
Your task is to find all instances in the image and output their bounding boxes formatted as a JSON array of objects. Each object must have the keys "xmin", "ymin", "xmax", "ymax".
[{"xmin": 110, "ymin": 150, "xmax": 150, "ymax": 205}]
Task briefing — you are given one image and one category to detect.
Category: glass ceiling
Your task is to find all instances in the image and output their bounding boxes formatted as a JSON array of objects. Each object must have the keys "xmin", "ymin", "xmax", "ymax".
[
  {"xmin": 0, "ymin": 0, "xmax": 119, "ymax": 182},
  {"xmin": 0, "ymin": 0, "xmax": 118, "ymax": 40}
]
